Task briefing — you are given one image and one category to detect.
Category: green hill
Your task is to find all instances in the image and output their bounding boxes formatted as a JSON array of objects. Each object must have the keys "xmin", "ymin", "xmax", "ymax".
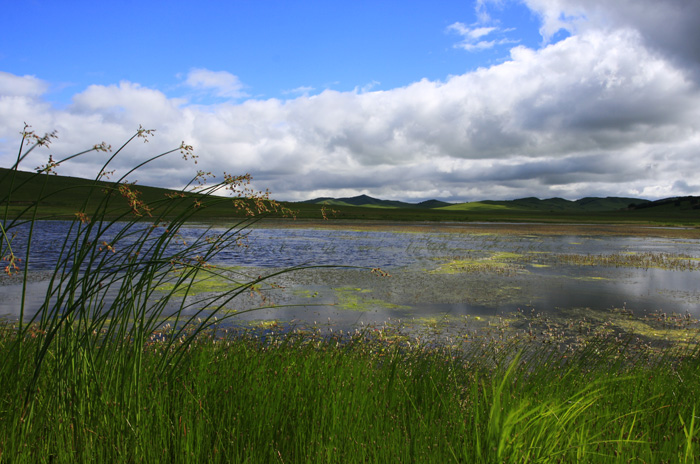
[
  {"xmin": 0, "ymin": 167, "xmax": 267, "ymax": 220},
  {"xmin": 2, "ymin": 167, "xmax": 698, "ymax": 224},
  {"xmin": 302, "ymin": 194, "xmax": 450, "ymax": 209},
  {"xmin": 441, "ymin": 196, "xmax": 648, "ymax": 212},
  {"xmin": 305, "ymin": 194, "xmax": 650, "ymax": 213},
  {"xmin": 627, "ymin": 196, "xmax": 700, "ymax": 212},
  {"xmin": 300, "ymin": 193, "xmax": 699, "ymax": 224}
]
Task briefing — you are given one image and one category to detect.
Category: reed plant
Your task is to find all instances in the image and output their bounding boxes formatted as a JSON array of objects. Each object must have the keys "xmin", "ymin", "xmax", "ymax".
[{"xmin": 0, "ymin": 125, "xmax": 297, "ymax": 461}]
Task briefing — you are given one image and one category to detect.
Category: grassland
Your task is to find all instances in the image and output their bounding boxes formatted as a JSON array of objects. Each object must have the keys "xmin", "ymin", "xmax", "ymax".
[{"xmin": 3, "ymin": 167, "xmax": 700, "ymax": 225}]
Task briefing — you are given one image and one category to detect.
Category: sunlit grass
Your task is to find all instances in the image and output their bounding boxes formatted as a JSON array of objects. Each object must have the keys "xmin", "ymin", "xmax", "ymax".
[{"xmin": 1, "ymin": 320, "xmax": 699, "ymax": 462}]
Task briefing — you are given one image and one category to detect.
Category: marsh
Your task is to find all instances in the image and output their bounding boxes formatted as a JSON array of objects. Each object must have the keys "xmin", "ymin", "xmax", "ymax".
[{"xmin": 4, "ymin": 220, "xmax": 699, "ymax": 341}]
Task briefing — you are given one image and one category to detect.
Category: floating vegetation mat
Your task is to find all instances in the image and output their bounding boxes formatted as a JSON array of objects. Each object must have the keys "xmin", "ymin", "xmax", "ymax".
[{"xmin": 547, "ymin": 251, "xmax": 700, "ymax": 271}]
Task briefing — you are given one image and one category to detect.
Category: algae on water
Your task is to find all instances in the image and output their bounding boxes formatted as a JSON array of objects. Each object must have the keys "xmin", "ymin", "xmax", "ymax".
[
  {"xmin": 332, "ymin": 286, "xmax": 409, "ymax": 312},
  {"xmin": 430, "ymin": 251, "xmax": 525, "ymax": 275}
]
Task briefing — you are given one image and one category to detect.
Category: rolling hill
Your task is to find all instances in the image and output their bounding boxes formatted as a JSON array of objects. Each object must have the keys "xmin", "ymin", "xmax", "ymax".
[
  {"xmin": 302, "ymin": 195, "xmax": 452, "ymax": 209},
  {"xmin": 303, "ymin": 194, "xmax": 650, "ymax": 212},
  {"xmin": 2, "ymin": 167, "xmax": 698, "ymax": 224},
  {"xmin": 440, "ymin": 196, "xmax": 651, "ymax": 212}
]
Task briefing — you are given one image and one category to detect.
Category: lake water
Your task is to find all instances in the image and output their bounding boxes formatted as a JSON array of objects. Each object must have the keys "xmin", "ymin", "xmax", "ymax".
[{"xmin": 2, "ymin": 221, "xmax": 699, "ymax": 331}]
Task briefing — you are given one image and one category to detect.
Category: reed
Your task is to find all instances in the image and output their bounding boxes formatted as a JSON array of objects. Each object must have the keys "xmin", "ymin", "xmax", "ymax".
[{"xmin": 0, "ymin": 125, "xmax": 297, "ymax": 461}]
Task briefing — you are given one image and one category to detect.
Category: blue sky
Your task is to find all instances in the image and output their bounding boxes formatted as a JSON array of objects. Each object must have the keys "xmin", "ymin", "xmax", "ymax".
[
  {"xmin": 2, "ymin": 0, "xmax": 699, "ymax": 202},
  {"xmin": 3, "ymin": 1, "xmax": 547, "ymax": 103}
]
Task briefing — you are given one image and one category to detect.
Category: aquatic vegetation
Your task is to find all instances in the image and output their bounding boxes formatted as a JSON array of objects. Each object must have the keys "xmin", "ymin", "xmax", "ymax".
[
  {"xmin": 332, "ymin": 286, "xmax": 408, "ymax": 311},
  {"xmin": 292, "ymin": 288, "xmax": 320, "ymax": 298},
  {"xmin": 548, "ymin": 251, "xmax": 700, "ymax": 271},
  {"xmin": 271, "ymin": 220, "xmax": 700, "ymax": 239},
  {"xmin": 154, "ymin": 265, "xmax": 260, "ymax": 296},
  {"xmin": 567, "ymin": 275, "xmax": 610, "ymax": 281},
  {"xmin": 658, "ymin": 289, "xmax": 700, "ymax": 304},
  {"xmin": 506, "ymin": 306, "xmax": 700, "ymax": 350},
  {"xmin": 430, "ymin": 251, "xmax": 525, "ymax": 275}
]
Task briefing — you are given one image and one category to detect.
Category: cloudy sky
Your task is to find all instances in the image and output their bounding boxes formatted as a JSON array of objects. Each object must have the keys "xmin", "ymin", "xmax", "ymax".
[{"xmin": 2, "ymin": 0, "xmax": 699, "ymax": 203}]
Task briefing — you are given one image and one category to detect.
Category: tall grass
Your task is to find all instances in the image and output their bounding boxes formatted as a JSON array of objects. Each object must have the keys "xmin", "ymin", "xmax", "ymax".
[
  {"xmin": 0, "ymin": 125, "xmax": 297, "ymax": 460},
  {"xmin": 1, "ymin": 321, "xmax": 699, "ymax": 462}
]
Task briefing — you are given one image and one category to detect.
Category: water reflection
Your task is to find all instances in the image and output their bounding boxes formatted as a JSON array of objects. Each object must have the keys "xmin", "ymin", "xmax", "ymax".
[{"xmin": 1, "ymin": 221, "xmax": 699, "ymax": 325}]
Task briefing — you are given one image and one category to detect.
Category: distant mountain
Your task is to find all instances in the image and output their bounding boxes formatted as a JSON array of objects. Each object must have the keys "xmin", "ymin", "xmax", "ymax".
[
  {"xmin": 416, "ymin": 199, "xmax": 452, "ymax": 208},
  {"xmin": 444, "ymin": 196, "xmax": 651, "ymax": 212},
  {"xmin": 302, "ymin": 194, "xmax": 451, "ymax": 209},
  {"xmin": 302, "ymin": 195, "xmax": 656, "ymax": 212},
  {"xmin": 626, "ymin": 196, "xmax": 700, "ymax": 211}
]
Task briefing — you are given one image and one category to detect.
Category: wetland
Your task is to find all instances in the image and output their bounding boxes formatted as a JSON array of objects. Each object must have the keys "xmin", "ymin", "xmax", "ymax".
[{"xmin": 5, "ymin": 219, "xmax": 700, "ymax": 347}]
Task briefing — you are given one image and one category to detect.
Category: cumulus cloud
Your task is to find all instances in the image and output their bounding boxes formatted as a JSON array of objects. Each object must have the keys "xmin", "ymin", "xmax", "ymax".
[
  {"xmin": 521, "ymin": 0, "xmax": 700, "ymax": 74},
  {"xmin": 1, "ymin": 0, "xmax": 700, "ymax": 202},
  {"xmin": 184, "ymin": 69, "xmax": 247, "ymax": 99},
  {"xmin": 0, "ymin": 72, "xmax": 49, "ymax": 97}
]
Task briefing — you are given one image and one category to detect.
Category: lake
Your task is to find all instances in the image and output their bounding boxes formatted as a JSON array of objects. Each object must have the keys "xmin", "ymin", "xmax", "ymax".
[{"xmin": 2, "ymin": 220, "xmax": 700, "ymax": 336}]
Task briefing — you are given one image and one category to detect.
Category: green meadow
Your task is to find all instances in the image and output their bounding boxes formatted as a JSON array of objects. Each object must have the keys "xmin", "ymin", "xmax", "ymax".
[
  {"xmin": 3, "ymin": 168, "xmax": 700, "ymax": 226},
  {"xmin": 1, "ymin": 127, "xmax": 700, "ymax": 462}
]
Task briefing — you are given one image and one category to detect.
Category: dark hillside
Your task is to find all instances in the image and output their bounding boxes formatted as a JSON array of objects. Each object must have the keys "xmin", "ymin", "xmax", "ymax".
[
  {"xmin": 0, "ymin": 168, "xmax": 264, "ymax": 219},
  {"xmin": 628, "ymin": 196, "xmax": 700, "ymax": 211},
  {"xmin": 302, "ymin": 194, "xmax": 443, "ymax": 209}
]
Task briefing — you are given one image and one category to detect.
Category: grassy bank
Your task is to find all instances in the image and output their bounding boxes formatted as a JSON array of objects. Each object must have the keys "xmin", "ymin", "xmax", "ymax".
[{"xmin": 1, "ymin": 324, "xmax": 699, "ymax": 463}]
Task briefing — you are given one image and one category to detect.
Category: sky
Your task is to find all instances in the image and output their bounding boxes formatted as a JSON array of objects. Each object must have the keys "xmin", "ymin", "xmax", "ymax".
[{"xmin": 1, "ymin": 0, "xmax": 700, "ymax": 203}]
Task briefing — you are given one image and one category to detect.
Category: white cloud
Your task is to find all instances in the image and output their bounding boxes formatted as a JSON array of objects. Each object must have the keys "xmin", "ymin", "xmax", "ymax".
[
  {"xmin": 448, "ymin": 23, "xmax": 497, "ymax": 39},
  {"xmin": 447, "ymin": 21, "xmax": 516, "ymax": 51},
  {"xmin": 0, "ymin": 72, "xmax": 48, "ymax": 97},
  {"xmin": 282, "ymin": 86, "xmax": 315, "ymax": 96},
  {"xmin": 357, "ymin": 81, "xmax": 381, "ymax": 93},
  {"xmin": 520, "ymin": 0, "xmax": 700, "ymax": 72},
  {"xmin": 184, "ymin": 68, "xmax": 247, "ymax": 99},
  {"xmin": 1, "ymin": 3, "xmax": 700, "ymax": 203}
]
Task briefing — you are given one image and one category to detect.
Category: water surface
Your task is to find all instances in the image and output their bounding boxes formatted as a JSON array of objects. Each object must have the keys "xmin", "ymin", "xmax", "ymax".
[{"xmin": 2, "ymin": 221, "xmax": 699, "ymax": 330}]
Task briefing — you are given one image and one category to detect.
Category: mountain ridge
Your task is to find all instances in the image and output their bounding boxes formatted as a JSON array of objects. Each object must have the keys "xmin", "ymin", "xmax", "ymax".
[{"xmin": 301, "ymin": 194, "xmax": 655, "ymax": 212}]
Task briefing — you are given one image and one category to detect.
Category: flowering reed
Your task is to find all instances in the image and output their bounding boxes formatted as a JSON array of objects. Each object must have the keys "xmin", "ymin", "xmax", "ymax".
[{"xmin": 0, "ymin": 124, "xmax": 297, "ymax": 460}]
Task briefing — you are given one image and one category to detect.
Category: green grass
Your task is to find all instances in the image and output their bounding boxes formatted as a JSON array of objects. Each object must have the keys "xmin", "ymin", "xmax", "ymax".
[
  {"xmin": 1, "ymin": 324, "xmax": 699, "ymax": 463},
  {"xmin": 440, "ymin": 201, "xmax": 513, "ymax": 211}
]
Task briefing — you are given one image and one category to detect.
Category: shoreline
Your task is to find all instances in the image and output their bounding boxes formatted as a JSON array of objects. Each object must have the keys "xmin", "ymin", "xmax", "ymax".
[{"xmin": 241, "ymin": 218, "xmax": 700, "ymax": 238}]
